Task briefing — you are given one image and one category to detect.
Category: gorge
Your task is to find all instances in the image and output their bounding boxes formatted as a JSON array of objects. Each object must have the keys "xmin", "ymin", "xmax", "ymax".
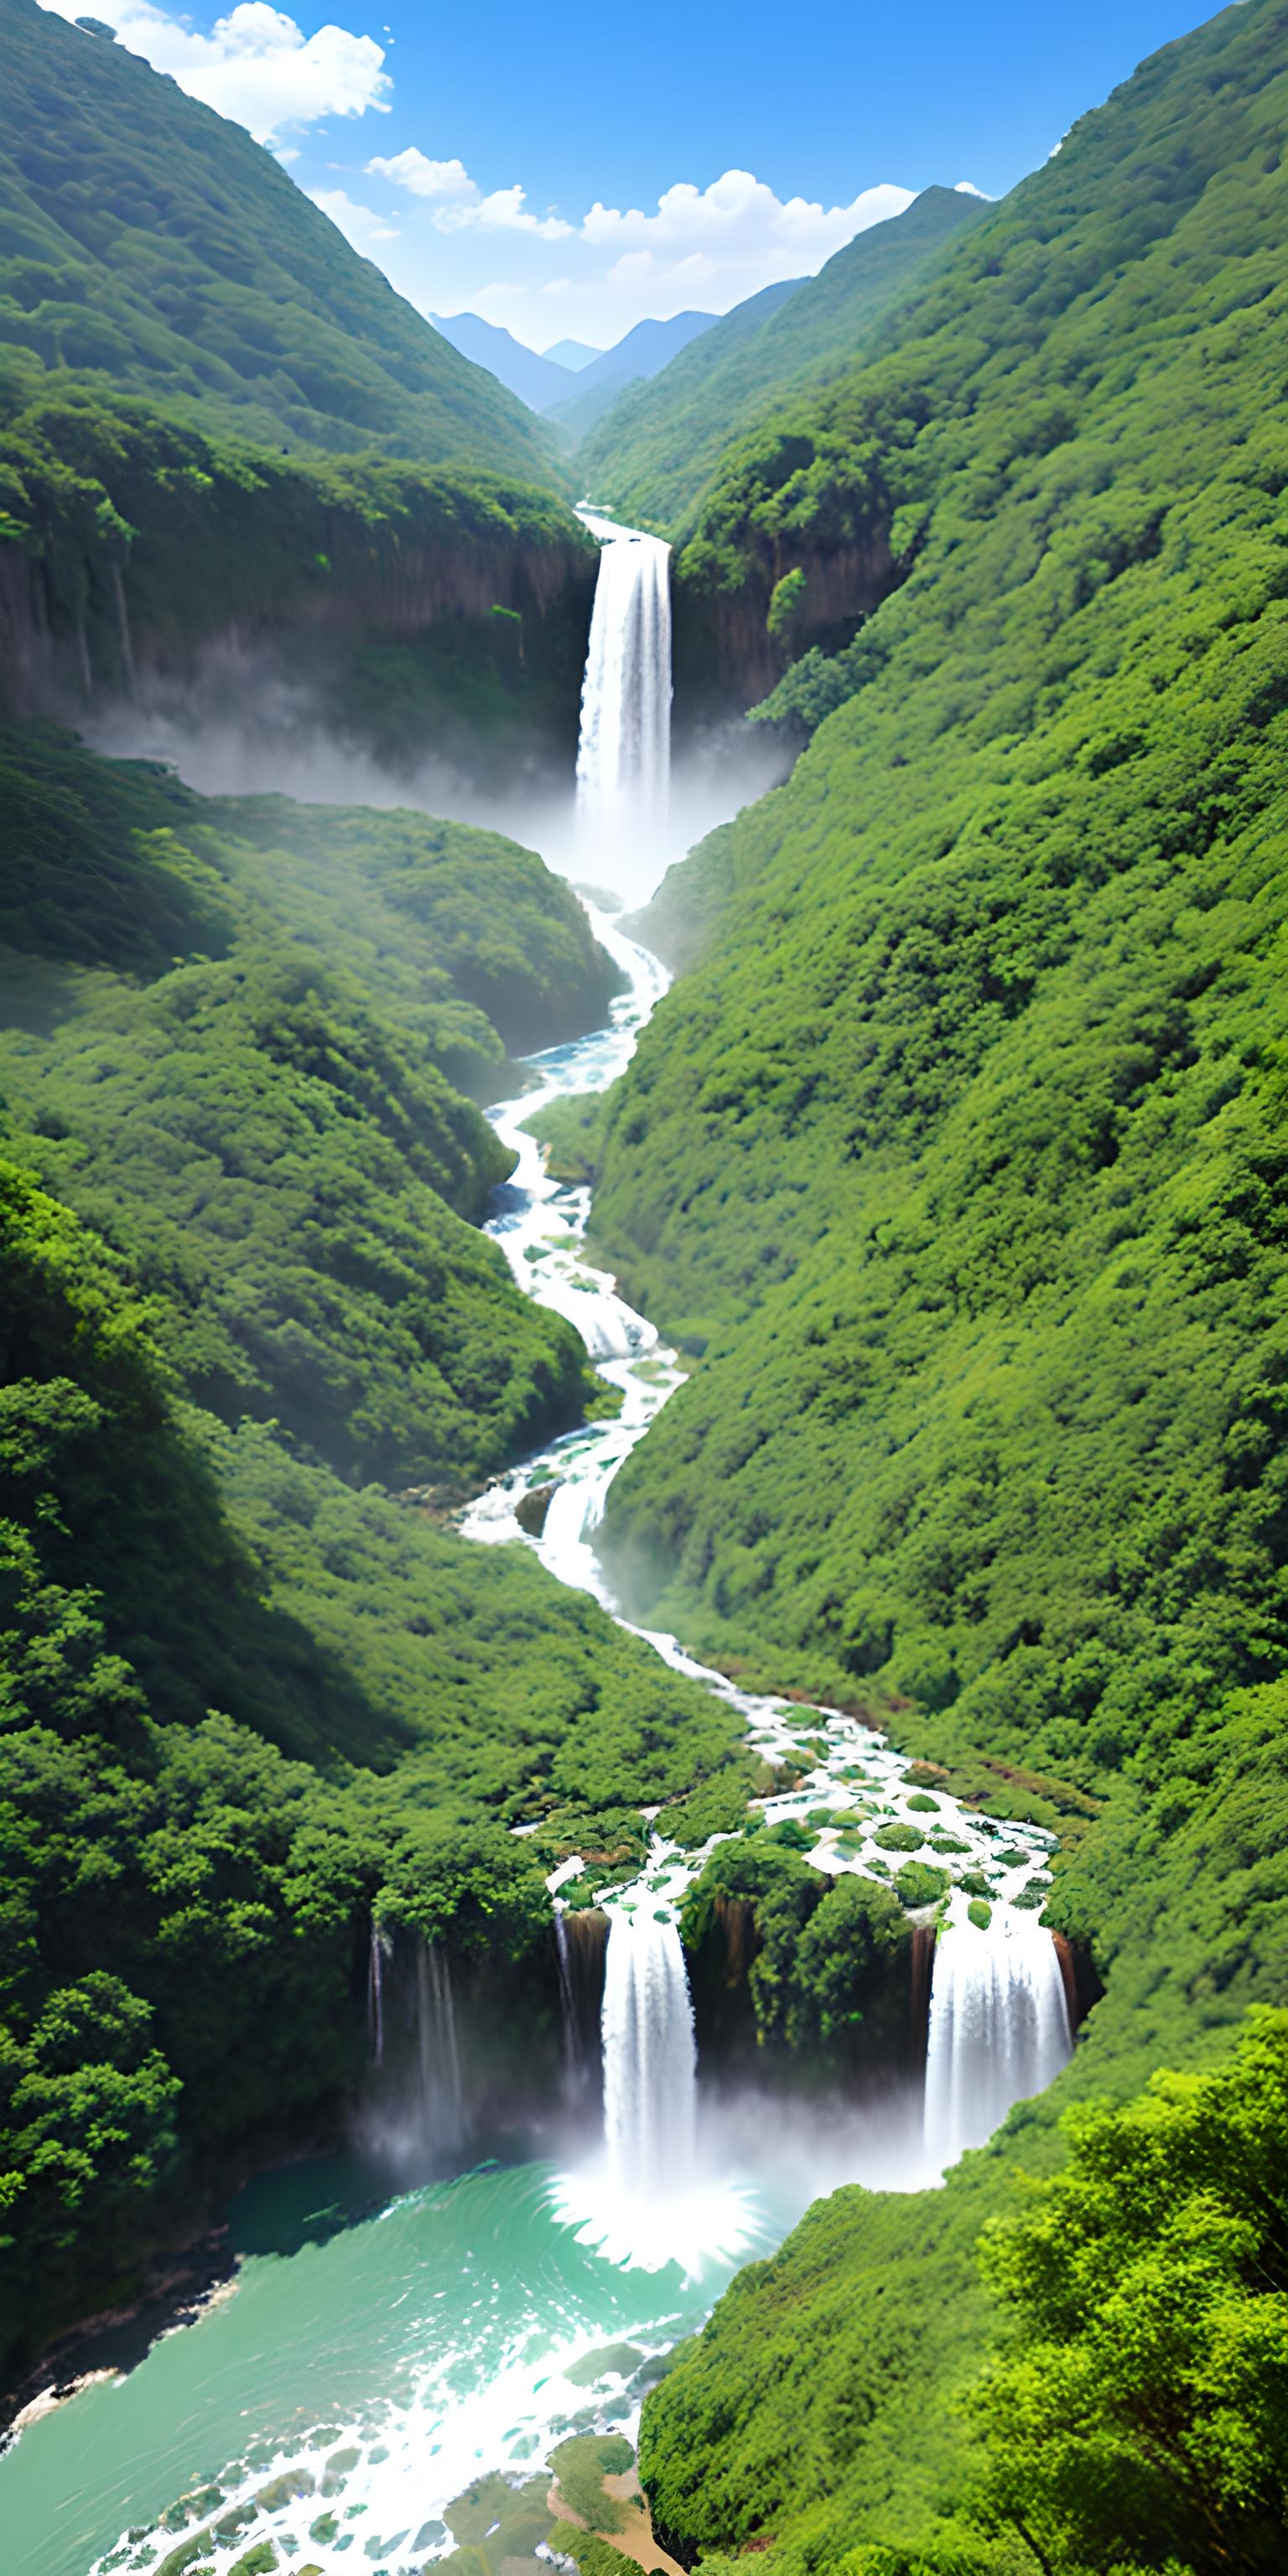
[
  {"xmin": 0, "ymin": 518, "xmax": 1080, "ymax": 2576},
  {"xmin": 3, "ymin": 4, "xmax": 1287, "ymax": 2571}
]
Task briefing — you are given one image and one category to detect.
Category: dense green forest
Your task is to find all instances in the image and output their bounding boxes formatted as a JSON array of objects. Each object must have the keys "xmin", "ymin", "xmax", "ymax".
[
  {"xmin": 0, "ymin": 0, "xmax": 553, "ymax": 477},
  {"xmin": 2, "ymin": 1, "xmax": 1287, "ymax": 2569},
  {"xmin": 0, "ymin": 729, "xmax": 745, "ymax": 2373},
  {"xmin": 570, "ymin": 1, "xmax": 1288, "ymax": 2560},
  {"xmin": 577, "ymin": 187, "xmax": 982, "ymax": 532}
]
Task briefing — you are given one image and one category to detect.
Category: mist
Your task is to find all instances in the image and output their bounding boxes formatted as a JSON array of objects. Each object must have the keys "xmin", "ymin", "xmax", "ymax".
[{"xmin": 77, "ymin": 641, "xmax": 794, "ymax": 913}]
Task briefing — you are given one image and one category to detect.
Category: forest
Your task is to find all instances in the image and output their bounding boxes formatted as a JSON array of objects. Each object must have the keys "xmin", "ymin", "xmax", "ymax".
[
  {"xmin": 572, "ymin": 0, "xmax": 1288, "ymax": 2558},
  {"xmin": 1, "ymin": 0, "xmax": 1285, "ymax": 2570}
]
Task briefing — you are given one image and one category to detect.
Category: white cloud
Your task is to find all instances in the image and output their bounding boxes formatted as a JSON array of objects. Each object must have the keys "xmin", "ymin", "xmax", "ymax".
[
  {"xmin": 366, "ymin": 149, "xmax": 477, "ymax": 202},
  {"xmin": 310, "ymin": 185, "xmax": 399, "ymax": 246},
  {"xmin": 367, "ymin": 148, "xmax": 574, "ymax": 240},
  {"xmin": 41, "ymin": 2, "xmax": 391, "ymax": 145},
  {"xmin": 366, "ymin": 158, "xmax": 922, "ymax": 338},
  {"xmin": 953, "ymin": 179, "xmax": 989, "ymax": 198},
  {"xmin": 579, "ymin": 169, "xmax": 914, "ymax": 280}
]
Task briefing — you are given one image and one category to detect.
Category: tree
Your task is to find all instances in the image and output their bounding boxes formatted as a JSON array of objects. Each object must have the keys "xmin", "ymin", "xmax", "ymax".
[{"xmin": 969, "ymin": 2010, "xmax": 1288, "ymax": 2574}]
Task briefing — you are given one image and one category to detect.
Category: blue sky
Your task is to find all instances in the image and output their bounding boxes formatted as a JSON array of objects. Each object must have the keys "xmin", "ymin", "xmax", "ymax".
[{"xmin": 43, "ymin": 2, "xmax": 1219, "ymax": 349}]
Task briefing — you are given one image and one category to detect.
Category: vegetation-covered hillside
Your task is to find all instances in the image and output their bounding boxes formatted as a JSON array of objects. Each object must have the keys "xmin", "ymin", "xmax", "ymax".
[
  {"xmin": 0, "ymin": 0, "xmax": 553, "ymax": 476},
  {"xmin": 577, "ymin": 189, "xmax": 983, "ymax": 530},
  {"xmin": 0, "ymin": 728, "xmax": 743, "ymax": 2380},
  {"xmin": 0, "ymin": 728, "xmax": 621, "ymax": 1488},
  {"xmin": 566, "ymin": 4, "xmax": 1288, "ymax": 2562},
  {"xmin": 0, "ymin": 383, "xmax": 596, "ymax": 777}
]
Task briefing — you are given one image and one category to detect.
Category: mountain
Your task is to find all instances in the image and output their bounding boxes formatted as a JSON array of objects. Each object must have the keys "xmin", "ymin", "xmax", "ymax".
[
  {"xmin": 431, "ymin": 309, "xmax": 579, "ymax": 412},
  {"xmin": 546, "ymin": 308, "xmax": 719, "ymax": 439},
  {"xmin": 0, "ymin": 0, "xmax": 555, "ymax": 476},
  {"xmin": 566, "ymin": 0, "xmax": 1288, "ymax": 2556},
  {"xmin": 577, "ymin": 185, "xmax": 984, "ymax": 524},
  {"xmin": 543, "ymin": 337, "xmax": 603, "ymax": 371}
]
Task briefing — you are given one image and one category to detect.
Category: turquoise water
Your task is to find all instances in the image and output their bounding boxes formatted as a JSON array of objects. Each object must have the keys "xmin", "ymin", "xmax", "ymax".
[{"xmin": 0, "ymin": 2153, "xmax": 787, "ymax": 2576}]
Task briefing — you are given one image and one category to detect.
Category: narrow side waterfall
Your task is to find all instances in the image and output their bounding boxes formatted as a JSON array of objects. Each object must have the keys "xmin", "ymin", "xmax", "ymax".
[
  {"xmin": 417, "ymin": 1940, "xmax": 465, "ymax": 2149},
  {"xmin": 601, "ymin": 1910, "xmax": 697, "ymax": 2198},
  {"xmin": 575, "ymin": 513, "xmax": 672, "ymax": 862},
  {"xmin": 923, "ymin": 1907, "xmax": 1072, "ymax": 2169}
]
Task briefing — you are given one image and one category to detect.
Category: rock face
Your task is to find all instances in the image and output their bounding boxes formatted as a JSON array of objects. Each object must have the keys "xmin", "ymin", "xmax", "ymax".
[
  {"xmin": 673, "ymin": 529, "xmax": 896, "ymax": 721},
  {"xmin": 0, "ymin": 515, "xmax": 598, "ymax": 785}
]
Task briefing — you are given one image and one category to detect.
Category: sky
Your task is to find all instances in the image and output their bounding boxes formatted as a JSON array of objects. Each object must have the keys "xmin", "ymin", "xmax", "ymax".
[{"xmin": 42, "ymin": 1, "xmax": 1219, "ymax": 351}]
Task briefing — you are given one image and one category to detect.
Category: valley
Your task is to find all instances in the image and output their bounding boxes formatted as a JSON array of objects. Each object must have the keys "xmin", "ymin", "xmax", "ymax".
[{"xmin": 0, "ymin": 4, "xmax": 1285, "ymax": 2575}]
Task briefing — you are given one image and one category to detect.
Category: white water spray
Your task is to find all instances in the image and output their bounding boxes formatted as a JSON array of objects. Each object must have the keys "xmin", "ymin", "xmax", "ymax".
[
  {"xmin": 923, "ymin": 1902, "xmax": 1072, "ymax": 2170},
  {"xmin": 601, "ymin": 1910, "xmax": 698, "ymax": 2199},
  {"xmin": 575, "ymin": 512, "xmax": 672, "ymax": 864}
]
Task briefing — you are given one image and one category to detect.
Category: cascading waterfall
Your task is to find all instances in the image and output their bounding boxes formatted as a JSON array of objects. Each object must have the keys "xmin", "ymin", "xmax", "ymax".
[
  {"xmin": 575, "ymin": 512, "xmax": 672, "ymax": 862},
  {"xmin": 601, "ymin": 1909, "xmax": 698, "ymax": 2198},
  {"xmin": 922, "ymin": 1904, "xmax": 1072, "ymax": 2170},
  {"xmin": 416, "ymin": 1940, "xmax": 465, "ymax": 2149}
]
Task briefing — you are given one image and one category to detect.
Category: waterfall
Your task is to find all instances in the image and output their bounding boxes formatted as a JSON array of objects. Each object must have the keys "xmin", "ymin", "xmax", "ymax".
[
  {"xmin": 923, "ymin": 1905, "xmax": 1072, "ymax": 2170},
  {"xmin": 367, "ymin": 1919, "xmax": 387, "ymax": 2065},
  {"xmin": 415, "ymin": 1940, "xmax": 465, "ymax": 2149},
  {"xmin": 575, "ymin": 514, "xmax": 672, "ymax": 862},
  {"xmin": 601, "ymin": 1910, "xmax": 697, "ymax": 2198}
]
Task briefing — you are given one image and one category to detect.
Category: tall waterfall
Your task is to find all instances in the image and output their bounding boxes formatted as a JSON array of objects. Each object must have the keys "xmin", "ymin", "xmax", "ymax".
[
  {"xmin": 575, "ymin": 513, "xmax": 672, "ymax": 860},
  {"xmin": 923, "ymin": 1906, "xmax": 1072, "ymax": 2170},
  {"xmin": 601, "ymin": 1910, "xmax": 697, "ymax": 2197}
]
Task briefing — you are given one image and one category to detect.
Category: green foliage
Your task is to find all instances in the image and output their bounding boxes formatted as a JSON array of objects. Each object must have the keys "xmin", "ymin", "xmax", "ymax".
[
  {"xmin": 970, "ymin": 2012, "xmax": 1288, "ymax": 2573},
  {"xmin": 598, "ymin": 0, "xmax": 1288, "ymax": 1805},
  {"xmin": 0, "ymin": 728, "xmax": 621, "ymax": 1488},
  {"xmin": 766, "ymin": 567, "xmax": 807, "ymax": 652},
  {"xmin": 681, "ymin": 1838, "xmax": 908, "ymax": 2053},
  {"xmin": 549, "ymin": 2435, "xmax": 636, "ymax": 2534},
  {"xmin": 547, "ymin": 2525, "xmax": 641, "ymax": 2576},
  {"xmin": 609, "ymin": 10, "xmax": 1288, "ymax": 2570},
  {"xmin": 0, "ymin": 0, "xmax": 554, "ymax": 477},
  {"xmin": 874, "ymin": 1822, "xmax": 924, "ymax": 1853},
  {"xmin": 893, "ymin": 1862, "xmax": 949, "ymax": 1910},
  {"xmin": 967, "ymin": 1901, "xmax": 992, "ymax": 1931},
  {"xmin": 577, "ymin": 189, "xmax": 982, "ymax": 531}
]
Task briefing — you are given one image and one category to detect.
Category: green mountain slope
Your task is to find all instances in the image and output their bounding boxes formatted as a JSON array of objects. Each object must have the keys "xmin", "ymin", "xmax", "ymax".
[
  {"xmin": 566, "ymin": 6, "xmax": 1288, "ymax": 2559},
  {"xmin": 576, "ymin": 188, "xmax": 984, "ymax": 529},
  {"xmin": 0, "ymin": 0, "xmax": 553, "ymax": 476},
  {"xmin": 0, "ymin": 728, "xmax": 621, "ymax": 1489}
]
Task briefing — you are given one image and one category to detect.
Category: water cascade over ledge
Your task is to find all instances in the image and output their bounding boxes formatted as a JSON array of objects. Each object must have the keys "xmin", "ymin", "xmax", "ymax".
[
  {"xmin": 923, "ymin": 1903, "xmax": 1072, "ymax": 2169},
  {"xmin": 602, "ymin": 1910, "xmax": 698, "ymax": 2199},
  {"xmin": 575, "ymin": 510, "xmax": 672, "ymax": 867}
]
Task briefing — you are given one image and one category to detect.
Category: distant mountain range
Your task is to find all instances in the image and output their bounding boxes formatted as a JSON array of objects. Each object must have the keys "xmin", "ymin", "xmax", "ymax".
[
  {"xmin": 543, "ymin": 338, "xmax": 601, "ymax": 372},
  {"xmin": 432, "ymin": 304, "xmax": 721, "ymax": 426}
]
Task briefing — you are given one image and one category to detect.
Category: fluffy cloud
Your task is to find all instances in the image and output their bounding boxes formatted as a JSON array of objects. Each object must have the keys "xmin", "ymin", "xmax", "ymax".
[
  {"xmin": 578, "ymin": 169, "xmax": 915, "ymax": 283},
  {"xmin": 366, "ymin": 156, "xmax": 926, "ymax": 337},
  {"xmin": 367, "ymin": 148, "xmax": 574, "ymax": 240},
  {"xmin": 310, "ymin": 185, "xmax": 399, "ymax": 247},
  {"xmin": 40, "ymin": 2, "xmax": 391, "ymax": 145}
]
